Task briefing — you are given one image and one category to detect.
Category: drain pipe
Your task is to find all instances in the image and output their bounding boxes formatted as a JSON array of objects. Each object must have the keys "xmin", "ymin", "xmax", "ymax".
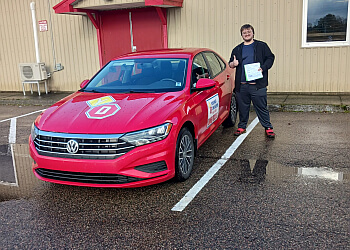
[
  {"xmin": 47, "ymin": 0, "xmax": 57, "ymax": 70},
  {"xmin": 30, "ymin": 2, "xmax": 40, "ymax": 63}
]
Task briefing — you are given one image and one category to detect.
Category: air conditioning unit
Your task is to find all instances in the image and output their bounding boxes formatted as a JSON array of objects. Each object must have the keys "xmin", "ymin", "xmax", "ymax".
[{"xmin": 19, "ymin": 63, "xmax": 48, "ymax": 81}]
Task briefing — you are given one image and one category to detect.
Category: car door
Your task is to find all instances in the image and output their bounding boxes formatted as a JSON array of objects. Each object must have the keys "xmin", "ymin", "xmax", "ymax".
[
  {"xmin": 188, "ymin": 53, "xmax": 220, "ymax": 147},
  {"xmin": 202, "ymin": 52, "xmax": 232, "ymax": 123}
]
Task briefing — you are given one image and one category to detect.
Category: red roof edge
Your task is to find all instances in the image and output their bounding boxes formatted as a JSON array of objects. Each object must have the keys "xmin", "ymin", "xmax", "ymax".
[
  {"xmin": 54, "ymin": 0, "xmax": 183, "ymax": 14},
  {"xmin": 53, "ymin": 0, "xmax": 78, "ymax": 14},
  {"xmin": 145, "ymin": 0, "xmax": 183, "ymax": 7}
]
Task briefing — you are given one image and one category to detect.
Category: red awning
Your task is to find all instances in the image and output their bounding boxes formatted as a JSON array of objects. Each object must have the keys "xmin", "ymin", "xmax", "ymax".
[{"xmin": 53, "ymin": 0, "xmax": 183, "ymax": 14}]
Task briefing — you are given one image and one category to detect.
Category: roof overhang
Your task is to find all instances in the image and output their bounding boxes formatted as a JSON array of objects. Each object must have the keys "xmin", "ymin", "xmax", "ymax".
[{"xmin": 53, "ymin": 0, "xmax": 183, "ymax": 14}]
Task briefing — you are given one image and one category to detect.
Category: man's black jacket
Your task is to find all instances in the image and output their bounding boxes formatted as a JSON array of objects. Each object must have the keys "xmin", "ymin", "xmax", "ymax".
[{"xmin": 229, "ymin": 40, "xmax": 275, "ymax": 92}]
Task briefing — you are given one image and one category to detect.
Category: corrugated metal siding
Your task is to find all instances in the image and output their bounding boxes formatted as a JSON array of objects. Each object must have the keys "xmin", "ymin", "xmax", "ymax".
[
  {"xmin": 0, "ymin": 0, "xmax": 99, "ymax": 92},
  {"xmin": 0, "ymin": 0, "xmax": 349, "ymax": 93},
  {"xmin": 167, "ymin": 0, "xmax": 350, "ymax": 93}
]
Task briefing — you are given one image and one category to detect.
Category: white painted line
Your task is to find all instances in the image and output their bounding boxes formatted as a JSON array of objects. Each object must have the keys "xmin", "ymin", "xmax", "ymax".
[
  {"xmin": 9, "ymin": 118, "xmax": 17, "ymax": 144},
  {"xmin": 0, "ymin": 109, "xmax": 45, "ymax": 123},
  {"xmin": 10, "ymin": 144, "xmax": 19, "ymax": 186},
  {"xmin": 0, "ymin": 181, "xmax": 18, "ymax": 187},
  {"xmin": 0, "ymin": 144, "xmax": 19, "ymax": 187},
  {"xmin": 171, "ymin": 117, "xmax": 259, "ymax": 212}
]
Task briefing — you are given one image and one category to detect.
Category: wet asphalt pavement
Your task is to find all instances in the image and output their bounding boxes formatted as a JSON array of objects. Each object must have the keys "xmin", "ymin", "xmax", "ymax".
[{"xmin": 0, "ymin": 105, "xmax": 349, "ymax": 249}]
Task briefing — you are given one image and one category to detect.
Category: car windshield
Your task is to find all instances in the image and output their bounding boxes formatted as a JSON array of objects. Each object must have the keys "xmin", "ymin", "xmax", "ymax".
[{"xmin": 83, "ymin": 58, "xmax": 188, "ymax": 93}]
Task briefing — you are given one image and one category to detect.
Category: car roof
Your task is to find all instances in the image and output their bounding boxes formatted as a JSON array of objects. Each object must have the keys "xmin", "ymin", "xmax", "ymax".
[{"xmin": 111, "ymin": 48, "xmax": 212, "ymax": 60}]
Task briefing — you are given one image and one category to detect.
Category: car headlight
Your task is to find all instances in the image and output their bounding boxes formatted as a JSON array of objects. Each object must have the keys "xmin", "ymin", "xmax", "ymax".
[
  {"xmin": 120, "ymin": 123, "xmax": 172, "ymax": 147},
  {"xmin": 31, "ymin": 123, "xmax": 39, "ymax": 141}
]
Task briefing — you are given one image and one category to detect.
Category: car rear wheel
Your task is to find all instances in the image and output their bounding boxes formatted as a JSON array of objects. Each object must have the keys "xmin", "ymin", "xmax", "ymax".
[
  {"xmin": 175, "ymin": 128, "xmax": 195, "ymax": 181},
  {"xmin": 223, "ymin": 92, "xmax": 237, "ymax": 127}
]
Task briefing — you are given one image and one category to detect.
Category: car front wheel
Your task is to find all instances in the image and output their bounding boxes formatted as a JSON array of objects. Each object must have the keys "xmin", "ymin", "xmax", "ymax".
[{"xmin": 175, "ymin": 128, "xmax": 195, "ymax": 181}]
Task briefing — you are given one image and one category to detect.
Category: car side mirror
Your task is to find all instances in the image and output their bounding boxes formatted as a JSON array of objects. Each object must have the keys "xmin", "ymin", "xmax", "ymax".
[
  {"xmin": 195, "ymin": 78, "xmax": 216, "ymax": 91},
  {"xmin": 80, "ymin": 79, "xmax": 89, "ymax": 89}
]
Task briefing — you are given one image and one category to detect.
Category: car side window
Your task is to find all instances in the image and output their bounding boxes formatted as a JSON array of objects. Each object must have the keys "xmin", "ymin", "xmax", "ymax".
[
  {"xmin": 191, "ymin": 53, "xmax": 210, "ymax": 88},
  {"xmin": 215, "ymin": 54, "xmax": 227, "ymax": 71},
  {"xmin": 203, "ymin": 52, "xmax": 223, "ymax": 78}
]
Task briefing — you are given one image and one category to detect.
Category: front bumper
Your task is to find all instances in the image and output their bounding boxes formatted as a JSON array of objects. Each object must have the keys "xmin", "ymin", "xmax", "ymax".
[{"xmin": 29, "ymin": 134, "xmax": 176, "ymax": 188}]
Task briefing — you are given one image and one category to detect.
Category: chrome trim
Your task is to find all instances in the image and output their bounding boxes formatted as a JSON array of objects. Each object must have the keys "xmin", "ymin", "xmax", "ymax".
[
  {"xmin": 33, "ymin": 130, "xmax": 134, "ymax": 160},
  {"xmin": 36, "ymin": 148, "xmax": 126, "ymax": 157},
  {"xmin": 37, "ymin": 130, "xmax": 123, "ymax": 139}
]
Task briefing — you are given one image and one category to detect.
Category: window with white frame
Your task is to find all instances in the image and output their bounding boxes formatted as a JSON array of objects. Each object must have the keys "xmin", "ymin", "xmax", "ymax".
[{"xmin": 302, "ymin": 0, "xmax": 350, "ymax": 47}]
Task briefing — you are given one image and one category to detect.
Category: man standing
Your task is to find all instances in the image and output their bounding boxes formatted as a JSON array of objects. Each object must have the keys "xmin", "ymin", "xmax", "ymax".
[{"xmin": 229, "ymin": 24, "xmax": 275, "ymax": 138}]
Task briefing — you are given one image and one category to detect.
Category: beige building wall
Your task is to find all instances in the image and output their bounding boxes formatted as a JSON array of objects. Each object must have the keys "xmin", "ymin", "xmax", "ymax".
[
  {"xmin": 0, "ymin": 0, "xmax": 99, "ymax": 92},
  {"xmin": 168, "ymin": 0, "xmax": 350, "ymax": 93},
  {"xmin": 0, "ymin": 0, "xmax": 349, "ymax": 93}
]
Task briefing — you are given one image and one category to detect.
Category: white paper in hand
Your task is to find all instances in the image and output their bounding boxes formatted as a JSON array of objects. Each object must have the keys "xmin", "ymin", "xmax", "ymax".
[{"xmin": 244, "ymin": 63, "xmax": 263, "ymax": 82}]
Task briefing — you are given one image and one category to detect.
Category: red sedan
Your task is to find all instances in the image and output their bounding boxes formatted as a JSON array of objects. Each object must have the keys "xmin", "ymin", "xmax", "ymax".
[{"xmin": 29, "ymin": 48, "xmax": 237, "ymax": 187}]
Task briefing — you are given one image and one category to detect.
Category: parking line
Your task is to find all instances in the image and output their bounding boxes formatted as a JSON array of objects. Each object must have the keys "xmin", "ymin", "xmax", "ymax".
[
  {"xmin": 171, "ymin": 117, "xmax": 259, "ymax": 212},
  {"xmin": 9, "ymin": 118, "xmax": 17, "ymax": 144},
  {"xmin": 0, "ymin": 110, "xmax": 44, "ymax": 186},
  {"xmin": 0, "ymin": 109, "xmax": 45, "ymax": 123}
]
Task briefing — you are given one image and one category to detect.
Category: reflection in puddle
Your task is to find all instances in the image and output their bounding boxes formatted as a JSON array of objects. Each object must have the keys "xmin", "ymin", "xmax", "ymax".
[
  {"xmin": 0, "ymin": 144, "xmax": 41, "ymax": 202},
  {"xmin": 1, "ymin": 144, "xmax": 349, "ymax": 202},
  {"xmin": 298, "ymin": 167, "xmax": 344, "ymax": 181},
  {"xmin": 235, "ymin": 159, "xmax": 347, "ymax": 184},
  {"xmin": 237, "ymin": 159, "xmax": 267, "ymax": 183}
]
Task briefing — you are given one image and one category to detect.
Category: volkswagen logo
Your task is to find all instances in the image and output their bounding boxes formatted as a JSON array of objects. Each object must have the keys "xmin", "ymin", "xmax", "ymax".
[{"xmin": 66, "ymin": 139, "xmax": 79, "ymax": 154}]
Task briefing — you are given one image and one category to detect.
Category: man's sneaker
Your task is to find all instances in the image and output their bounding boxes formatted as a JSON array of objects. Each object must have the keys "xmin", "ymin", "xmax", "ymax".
[
  {"xmin": 234, "ymin": 128, "xmax": 246, "ymax": 136},
  {"xmin": 265, "ymin": 128, "xmax": 275, "ymax": 138}
]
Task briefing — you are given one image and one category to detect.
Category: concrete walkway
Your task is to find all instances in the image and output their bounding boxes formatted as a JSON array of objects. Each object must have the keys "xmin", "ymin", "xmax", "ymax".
[
  {"xmin": 0, "ymin": 91, "xmax": 349, "ymax": 112},
  {"xmin": 267, "ymin": 93, "xmax": 350, "ymax": 112}
]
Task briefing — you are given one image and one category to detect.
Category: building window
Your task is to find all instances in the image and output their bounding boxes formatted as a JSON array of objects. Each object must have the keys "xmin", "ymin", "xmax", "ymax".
[{"xmin": 302, "ymin": 0, "xmax": 350, "ymax": 47}]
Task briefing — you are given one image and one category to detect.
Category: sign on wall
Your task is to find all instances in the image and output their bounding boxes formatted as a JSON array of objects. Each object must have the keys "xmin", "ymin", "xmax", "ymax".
[{"xmin": 38, "ymin": 20, "xmax": 48, "ymax": 32}]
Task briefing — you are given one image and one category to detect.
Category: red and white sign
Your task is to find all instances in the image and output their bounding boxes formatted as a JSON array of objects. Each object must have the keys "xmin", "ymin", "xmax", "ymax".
[
  {"xmin": 39, "ymin": 20, "xmax": 48, "ymax": 32},
  {"xmin": 85, "ymin": 104, "xmax": 121, "ymax": 119},
  {"xmin": 206, "ymin": 94, "xmax": 219, "ymax": 127}
]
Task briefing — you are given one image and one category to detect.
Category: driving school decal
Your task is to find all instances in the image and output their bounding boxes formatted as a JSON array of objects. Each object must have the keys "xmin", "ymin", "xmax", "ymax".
[
  {"xmin": 206, "ymin": 94, "xmax": 219, "ymax": 127},
  {"xmin": 85, "ymin": 96, "xmax": 121, "ymax": 119}
]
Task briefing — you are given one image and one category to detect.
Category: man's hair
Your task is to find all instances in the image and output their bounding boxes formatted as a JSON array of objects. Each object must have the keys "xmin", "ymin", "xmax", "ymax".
[{"xmin": 240, "ymin": 24, "xmax": 255, "ymax": 35}]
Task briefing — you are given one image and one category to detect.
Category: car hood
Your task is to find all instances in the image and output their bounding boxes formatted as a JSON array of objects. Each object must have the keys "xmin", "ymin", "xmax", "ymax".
[{"xmin": 36, "ymin": 91, "xmax": 185, "ymax": 134}]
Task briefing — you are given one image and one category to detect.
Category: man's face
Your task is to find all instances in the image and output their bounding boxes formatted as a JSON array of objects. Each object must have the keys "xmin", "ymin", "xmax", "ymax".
[{"xmin": 241, "ymin": 28, "xmax": 254, "ymax": 42}]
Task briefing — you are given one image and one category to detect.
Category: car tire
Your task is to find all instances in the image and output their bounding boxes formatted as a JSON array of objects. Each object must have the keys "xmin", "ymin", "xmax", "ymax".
[
  {"xmin": 175, "ymin": 128, "xmax": 195, "ymax": 181},
  {"xmin": 222, "ymin": 92, "xmax": 237, "ymax": 127}
]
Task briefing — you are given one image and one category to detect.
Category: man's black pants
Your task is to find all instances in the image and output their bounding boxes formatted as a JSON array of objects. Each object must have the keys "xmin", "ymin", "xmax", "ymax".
[{"xmin": 236, "ymin": 84, "xmax": 273, "ymax": 129}]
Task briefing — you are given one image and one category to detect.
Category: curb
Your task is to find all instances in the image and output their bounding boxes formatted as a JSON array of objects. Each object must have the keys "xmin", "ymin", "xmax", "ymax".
[{"xmin": 268, "ymin": 104, "xmax": 349, "ymax": 113}]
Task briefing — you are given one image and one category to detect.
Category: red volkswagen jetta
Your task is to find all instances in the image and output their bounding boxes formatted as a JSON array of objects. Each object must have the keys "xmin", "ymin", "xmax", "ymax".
[{"xmin": 29, "ymin": 48, "xmax": 237, "ymax": 187}]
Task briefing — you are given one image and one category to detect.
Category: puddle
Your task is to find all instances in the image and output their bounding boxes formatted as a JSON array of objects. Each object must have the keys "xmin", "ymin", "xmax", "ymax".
[
  {"xmin": 1, "ymin": 143, "xmax": 349, "ymax": 202},
  {"xmin": 298, "ymin": 167, "xmax": 344, "ymax": 181},
  {"xmin": 233, "ymin": 159, "xmax": 348, "ymax": 184},
  {"xmin": 0, "ymin": 144, "xmax": 41, "ymax": 202}
]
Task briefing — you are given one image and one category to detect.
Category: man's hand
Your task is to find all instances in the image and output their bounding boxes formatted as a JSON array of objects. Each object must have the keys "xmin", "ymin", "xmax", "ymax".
[{"xmin": 229, "ymin": 55, "xmax": 239, "ymax": 68}]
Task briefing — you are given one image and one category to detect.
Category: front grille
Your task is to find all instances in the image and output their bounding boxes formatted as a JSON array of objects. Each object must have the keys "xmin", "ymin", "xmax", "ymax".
[
  {"xmin": 33, "ymin": 131, "xmax": 135, "ymax": 160},
  {"xmin": 35, "ymin": 168, "xmax": 145, "ymax": 184}
]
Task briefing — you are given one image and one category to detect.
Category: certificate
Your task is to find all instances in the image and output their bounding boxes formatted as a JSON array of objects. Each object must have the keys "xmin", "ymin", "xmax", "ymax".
[{"xmin": 244, "ymin": 63, "xmax": 263, "ymax": 82}]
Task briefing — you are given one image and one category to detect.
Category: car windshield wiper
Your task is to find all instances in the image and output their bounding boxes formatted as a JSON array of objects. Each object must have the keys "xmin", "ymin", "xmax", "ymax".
[
  {"xmin": 83, "ymin": 89, "xmax": 102, "ymax": 93},
  {"xmin": 127, "ymin": 90, "xmax": 155, "ymax": 93}
]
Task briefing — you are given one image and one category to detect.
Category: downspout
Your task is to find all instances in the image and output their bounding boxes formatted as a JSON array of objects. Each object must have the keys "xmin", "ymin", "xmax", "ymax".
[
  {"xmin": 47, "ymin": 0, "xmax": 57, "ymax": 70},
  {"xmin": 30, "ymin": 2, "xmax": 41, "ymax": 63},
  {"xmin": 155, "ymin": 7, "xmax": 168, "ymax": 49}
]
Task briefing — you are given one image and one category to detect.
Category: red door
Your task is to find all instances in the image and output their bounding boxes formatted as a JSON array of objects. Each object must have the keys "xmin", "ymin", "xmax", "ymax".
[
  {"xmin": 100, "ymin": 10, "xmax": 130, "ymax": 64},
  {"xmin": 100, "ymin": 8, "xmax": 165, "ymax": 65}
]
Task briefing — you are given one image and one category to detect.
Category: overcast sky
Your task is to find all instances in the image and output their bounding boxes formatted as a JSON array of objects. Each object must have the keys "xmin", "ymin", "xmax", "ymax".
[{"xmin": 307, "ymin": 0, "xmax": 349, "ymax": 24}]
